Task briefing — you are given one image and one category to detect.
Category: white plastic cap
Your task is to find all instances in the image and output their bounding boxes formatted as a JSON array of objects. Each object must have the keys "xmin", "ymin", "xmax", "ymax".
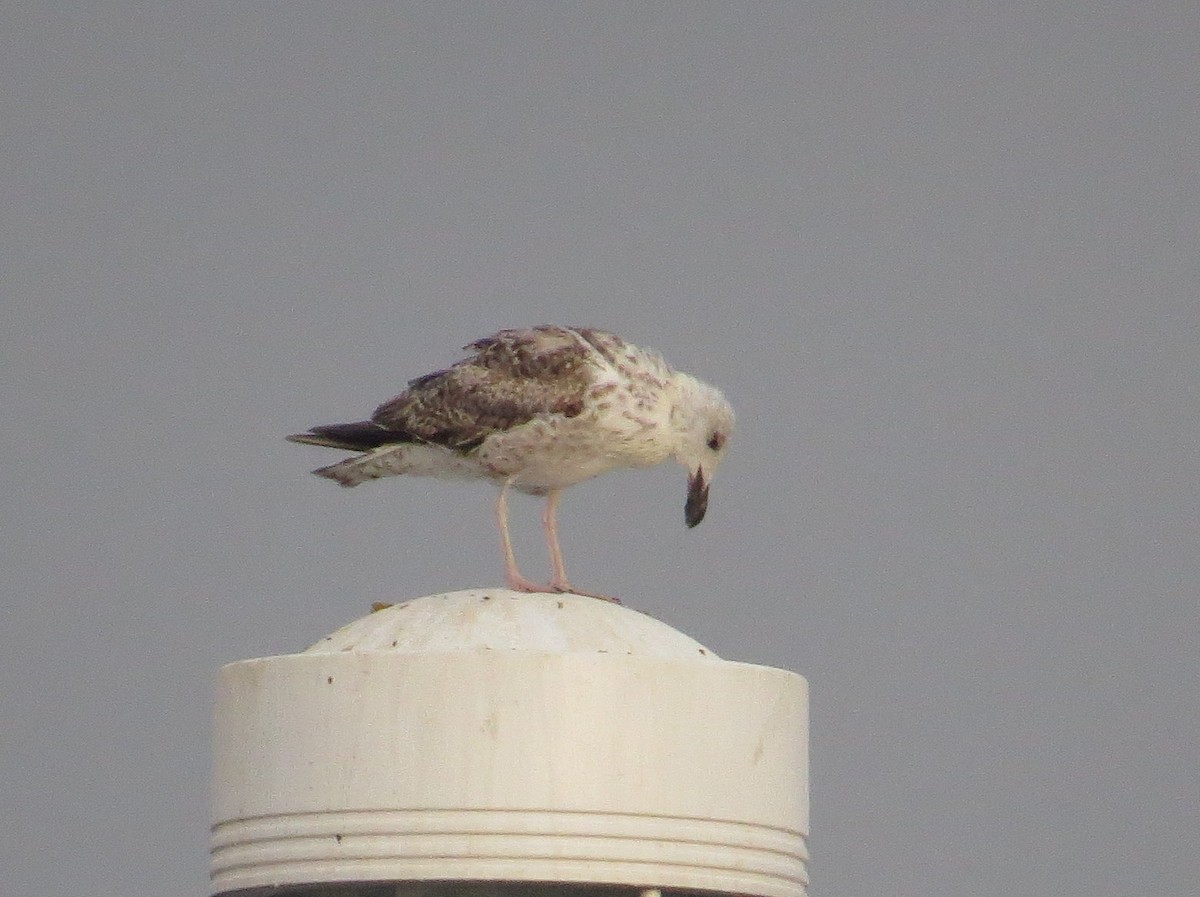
[{"xmin": 211, "ymin": 590, "xmax": 809, "ymax": 896}]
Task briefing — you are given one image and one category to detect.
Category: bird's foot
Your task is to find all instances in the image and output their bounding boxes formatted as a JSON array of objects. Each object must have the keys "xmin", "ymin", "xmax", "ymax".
[
  {"xmin": 506, "ymin": 573, "xmax": 561, "ymax": 595},
  {"xmin": 550, "ymin": 581, "xmax": 623, "ymax": 604},
  {"xmin": 505, "ymin": 575, "xmax": 622, "ymax": 604}
]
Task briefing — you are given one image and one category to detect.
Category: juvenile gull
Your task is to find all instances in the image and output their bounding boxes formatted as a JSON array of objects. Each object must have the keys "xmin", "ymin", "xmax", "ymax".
[{"xmin": 287, "ymin": 325, "xmax": 734, "ymax": 600}]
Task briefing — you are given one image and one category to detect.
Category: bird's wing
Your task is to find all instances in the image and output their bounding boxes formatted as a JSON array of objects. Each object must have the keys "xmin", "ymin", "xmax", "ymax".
[{"xmin": 371, "ymin": 326, "xmax": 598, "ymax": 451}]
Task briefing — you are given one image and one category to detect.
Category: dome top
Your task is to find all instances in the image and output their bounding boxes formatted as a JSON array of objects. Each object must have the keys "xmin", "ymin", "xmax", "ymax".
[{"xmin": 304, "ymin": 588, "xmax": 719, "ymax": 659}]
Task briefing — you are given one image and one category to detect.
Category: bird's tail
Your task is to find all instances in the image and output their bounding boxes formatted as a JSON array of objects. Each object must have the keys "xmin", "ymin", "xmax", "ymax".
[
  {"xmin": 288, "ymin": 421, "xmax": 414, "ymax": 487},
  {"xmin": 309, "ymin": 450, "xmax": 406, "ymax": 487}
]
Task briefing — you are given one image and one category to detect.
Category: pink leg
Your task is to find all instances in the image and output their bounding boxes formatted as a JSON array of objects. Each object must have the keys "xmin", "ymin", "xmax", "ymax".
[
  {"xmin": 543, "ymin": 489, "xmax": 570, "ymax": 591},
  {"xmin": 496, "ymin": 479, "xmax": 551, "ymax": 593},
  {"xmin": 542, "ymin": 490, "xmax": 621, "ymax": 604}
]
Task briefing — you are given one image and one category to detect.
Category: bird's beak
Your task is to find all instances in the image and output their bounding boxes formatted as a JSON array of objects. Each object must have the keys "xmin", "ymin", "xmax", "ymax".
[{"xmin": 685, "ymin": 467, "xmax": 709, "ymax": 528}]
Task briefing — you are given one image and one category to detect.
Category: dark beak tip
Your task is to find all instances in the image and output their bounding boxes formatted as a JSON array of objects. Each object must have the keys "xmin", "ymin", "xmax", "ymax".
[{"xmin": 685, "ymin": 471, "xmax": 710, "ymax": 528}]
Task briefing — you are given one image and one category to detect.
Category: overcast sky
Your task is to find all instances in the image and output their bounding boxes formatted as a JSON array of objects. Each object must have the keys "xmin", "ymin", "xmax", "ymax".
[{"xmin": 3, "ymin": 3, "xmax": 1198, "ymax": 896}]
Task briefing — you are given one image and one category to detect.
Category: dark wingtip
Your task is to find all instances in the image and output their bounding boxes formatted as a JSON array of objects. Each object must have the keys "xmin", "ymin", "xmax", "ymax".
[{"xmin": 286, "ymin": 421, "xmax": 400, "ymax": 451}]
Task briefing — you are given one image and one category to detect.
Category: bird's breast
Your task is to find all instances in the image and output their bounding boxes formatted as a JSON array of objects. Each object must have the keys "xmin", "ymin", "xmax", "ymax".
[{"xmin": 475, "ymin": 410, "xmax": 671, "ymax": 493}]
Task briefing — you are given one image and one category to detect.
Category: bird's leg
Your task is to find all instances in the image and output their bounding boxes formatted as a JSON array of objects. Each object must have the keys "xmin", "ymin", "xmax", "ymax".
[
  {"xmin": 496, "ymin": 478, "xmax": 549, "ymax": 593},
  {"xmin": 542, "ymin": 489, "xmax": 621, "ymax": 604},
  {"xmin": 543, "ymin": 489, "xmax": 570, "ymax": 591}
]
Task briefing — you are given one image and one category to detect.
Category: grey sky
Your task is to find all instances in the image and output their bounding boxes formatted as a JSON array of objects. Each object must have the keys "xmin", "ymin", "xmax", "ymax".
[{"xmin": 3, "ymin": 3, "xmax": 1197, "ymax": 895}]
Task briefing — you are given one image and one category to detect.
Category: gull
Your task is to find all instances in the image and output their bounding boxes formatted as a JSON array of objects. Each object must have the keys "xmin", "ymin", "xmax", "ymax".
[{"xmin": 287, "ymin": 325, "xmax": 734, "ymax": 600}]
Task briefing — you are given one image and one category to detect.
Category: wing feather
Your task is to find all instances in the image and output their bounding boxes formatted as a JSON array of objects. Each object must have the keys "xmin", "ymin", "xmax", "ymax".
[{"xmin": 371, "ymin": 326, "xmax": 596, "ymax": 450}]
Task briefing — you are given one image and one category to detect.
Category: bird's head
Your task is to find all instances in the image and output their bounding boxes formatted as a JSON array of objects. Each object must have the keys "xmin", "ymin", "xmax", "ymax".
[{"xmin": 669, "ymin": 373, "xmax": 735, "ymax": 528}]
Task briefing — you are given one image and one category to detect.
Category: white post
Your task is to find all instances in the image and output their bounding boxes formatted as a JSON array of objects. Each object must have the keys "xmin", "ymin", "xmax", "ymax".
[{"xmin": 211, "ymin": 590, "xmax": 809, "ymax": 896}]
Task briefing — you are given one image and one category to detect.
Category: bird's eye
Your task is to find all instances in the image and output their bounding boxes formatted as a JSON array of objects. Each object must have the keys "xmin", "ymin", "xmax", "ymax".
[{"xmin": 707, "ymin": 432, "xmax": 726, "ymax": 451}]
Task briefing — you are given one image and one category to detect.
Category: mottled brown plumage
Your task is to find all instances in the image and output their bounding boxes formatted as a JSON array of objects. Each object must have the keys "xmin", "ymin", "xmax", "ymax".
[{"xmin": 372, "ymin": 327, "xmax": 594, "ymax": 450}]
